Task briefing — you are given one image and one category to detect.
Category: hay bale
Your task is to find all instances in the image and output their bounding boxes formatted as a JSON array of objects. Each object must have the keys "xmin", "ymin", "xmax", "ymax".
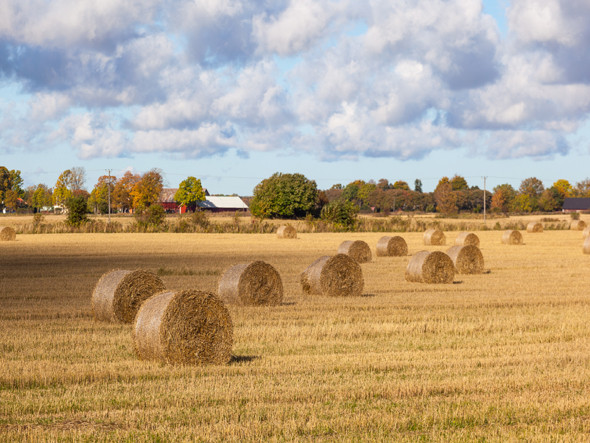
[
  {"xmin": 92, "ymin": 269, "xmax": 165, "ymax": 323},
  {"xmin": 571, "ymin": 220, "xmax": 587, "ymax": 231},
  {"xmin": 376, "ymin": 236, "xmax": 408, "ymax": 257},
  {"xmin": 134, "ymin": 290, "xmax": 233, "ymax": 365},
  {"xmin": 446, "ymin": 245, "xmax": 484, "ymax": 274},
  {"xmin": 583, "ymin": 226, "xmax": 590, "ymax": 239},
  {"xmin": 405, "ymin": 250, "xmax": 455, "ymax": 284},
  {"xmin": 584, "ymin": 236, "xmax": 590, "ymax": 255},
  {"xmin": 423, "ymin": 229, "xmax": 446, "ymax": 246},
  {"xmin": 526, "ymin": 222, "xmax": 543, "ymax": 233},
  {"xmin": 277, "ymin": 225, "xmax": 297, "ymax": 239},
  {"xmin": 454, "ymin": 232, "xmax": 480, "ymax": 247},
  {"xmin": 501, "ymin": 230, "xmax": 523, "ymax": 245},
  {"xmin": 0, "ymin": 226, "xmax": 16, "ymax": 241},
  {"xmin": 218, "ymin": 261, "xmax": 283, "ymax": 306},
  {"xmin": 301, "ymin": 254, "xmax": 364, "ymax": 297},
  {"xmin": 337, "ymin": 240, "xmax": 372, "ymax": 263}
]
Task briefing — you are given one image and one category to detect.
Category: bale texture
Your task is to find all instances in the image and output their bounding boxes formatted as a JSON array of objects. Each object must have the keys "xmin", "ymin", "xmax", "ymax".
[
  {"xmin": 423, "ymin": 229, "xmax": 446, "ymax": 246},
  {"xmin": 218, "ymin": 260, "xmax": 283, "ymax": 306},
  {"xmin": 92, "ymin": 269, "xmax": 166, "ymax": 323},
  {"xmin": 0, "ymin": 226, "xmax": 16, "ymax": 241},
  {"xmin": 571, "ymin": 220, "xmax": 587, "ymax": 231},
  {"xmin": 501, "ymin": 230, "xmax": 523, "ymax": 245},
  {"xmin": 446, "ymin": 245, "xmax": 484, "ymax": 274},
  {"xmin": 277, "ymin": 225, "xmax": 297, "ymax": 239},
  {"xmin": 454, "ymin": 232, "xmax": 480, "ymax": 247},
  {"xmin": 583, "ymin": 226, "xmax": 590, "ymax": 239},
  {"xmin": 405, "ymin": 251, "xmax": 455, "ymax": 284},
  {"xmin": 337, "ymin": 240, "xmax": 372, "ymax": 263},
  {"xmin": 376, "ymin": 236, "xmax": 408, "ymax": 257},
  {"xmin": 301, "ymin": 254, "xmax": 364, "ymax": 297},
  {"xmin": 584, "ymin": 236, "xmax": 590, "ymax": 255},
  {"xmin": 526, "ymin": 222, "xmax": 543, "ymax": 233},
  {"xmin": 134, "ymin": 290, "xmax": 233, "ymax": 365}
]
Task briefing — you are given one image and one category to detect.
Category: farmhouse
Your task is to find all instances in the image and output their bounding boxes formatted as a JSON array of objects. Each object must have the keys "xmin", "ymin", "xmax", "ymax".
[
  {"xmin": 158, "ymin": 188, "xmax": 248, "ymax": 213},
  {"xmin": 562, "ymin": 198, "xmax": 590, "ymax": 213}
]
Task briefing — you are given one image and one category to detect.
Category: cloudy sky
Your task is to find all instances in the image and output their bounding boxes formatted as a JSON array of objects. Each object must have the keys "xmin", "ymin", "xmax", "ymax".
[{"xmin": 1, "ymin": 0, "xmax": 589, "ymax": 194}]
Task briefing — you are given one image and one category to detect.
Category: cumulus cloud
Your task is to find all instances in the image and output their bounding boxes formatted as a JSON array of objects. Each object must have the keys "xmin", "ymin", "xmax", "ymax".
[{"xmin": 0, "ymin": 0, "xmax": 589, "ymax": 163}]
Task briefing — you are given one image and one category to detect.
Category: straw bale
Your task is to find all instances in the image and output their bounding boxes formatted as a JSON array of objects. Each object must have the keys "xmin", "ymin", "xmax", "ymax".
[
  {"xmin": 583, "ymin": 226, "xmax": 590, "ymax": 239},
  {"xmin": 405, "ymin": 250, "xmax": 455, "ymax": 284},
  {"xmin": 446, "ymin": 245, "xmax": 484, "ymax": 274},
  {"xmin": 454, "ymin": 232, "xmax": 480, "ymax": 247},
  {"xmin": 277, "ymin": 225, "xmax": 297, "ymax": 239},
  {"xmin": 218, "ymin": 260, "xmax": 283, "ymax": 306},
  {"xmin": 337, "ymin": 240, "xmax": 372, "ymax": 263},
  {"xmin": 526, "ymin": 222, "xmax": 543, "ymax": 233},
  {"xmin": 376, "ymin": 236, "xmax": 408, "ymax": 257},
  {"xmin": 584, "ymin": 236, "xmax": 590, "ymax": 255},
  {"xmin": 0, "ymin": 226, "xmax": 16, "ymax": 241},
  {"xmin": 501, "ymin": 230, "xmax": 523, "ymax": 245},
  {"xmin": 301, "ymin": 254, "xmax": 364, "ymax": 297},
  {"xmin": 423, "ymin": 229, "xmax": 446, "ymax": 245},
  {"xmin": 92, "ymin": 269, "xmax": 165, "ymax": 323},
  {"xmin": 134, "ymin": 290, "xmax": 233, "ymax": 365},
  {"xmin": 571, "ymin": 220, "xmax": 587, "ymax": 231}
]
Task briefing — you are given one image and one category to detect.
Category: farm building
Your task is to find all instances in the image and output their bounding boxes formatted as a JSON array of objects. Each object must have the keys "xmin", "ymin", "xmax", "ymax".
[
  {"xmin": 562, "ymin": 198, "xmax": 590, "ymax": 213},
  {"xmin": 158, "ymin": 189, "xmax": 248, "ymax": 213},
  {"xmin": 159, "ymin": 188, "xmax": 210, "ymax": 213}
]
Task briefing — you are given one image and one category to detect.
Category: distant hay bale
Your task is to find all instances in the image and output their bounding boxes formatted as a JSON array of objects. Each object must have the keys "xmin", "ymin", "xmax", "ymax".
[
  {"xmin": 337, "ymin": 240, "xmax": 372, "ymax": 263},
  {"xmin": 583, "ymin": 227, "xmax": 590, "ymax": 239},
  {"xmin": 134, "ymin": 290, "xmax": 233, "ymax": 365},
  {"xmin": 501, "ymin": 230, "xmax": 523, "ymax": 245},
  {"xmin": 454, "ymin": 232, "xmax": 480, "ymax": 247},
  {"xmin": 92, "ymin": 269, "xmax": 165, "ymax": 323},
  {"xmin": 584, "ymin": 236, "xmax": 590, "ymax": 255},
  {"xmin": 0, "ymin": 226, "xmax": 16, "ymax": 241},
  {"xmin": 446, "ymin": 245, "xmax": 484, "ymax": 274},
  {"xmin": 376, "ymin": 236, "xmax": 408, "ymax": 257},
  {"xmin": 423, "ymin": 229, "xmax": 446, "ymax": 246},
  {"xmin": 571, "ymin": 220, "xmax": 587, "ymax": 231},
  {"xmin": 218, "ymin": 260, "xmax": 283, "ymax": 306},
  {"xmin": 301, "ymin": 254, "xmax": 364, "ymax": 297},
  {"xmin": 526, "ymin": 222, "xmax": 543, "ymax": 233},
  {"xmin": 405, "ymin": 251, "xmax": 455, "ymax": 284},
  {"xmin": 277, "ymin": 225, "xmax": 297, "ymax": 239}
]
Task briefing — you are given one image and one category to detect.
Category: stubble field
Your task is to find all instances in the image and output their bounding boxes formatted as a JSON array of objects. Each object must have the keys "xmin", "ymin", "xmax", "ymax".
[{"xmin": 1, "ymin": 228, "xmax": 590, "ymax": 441}]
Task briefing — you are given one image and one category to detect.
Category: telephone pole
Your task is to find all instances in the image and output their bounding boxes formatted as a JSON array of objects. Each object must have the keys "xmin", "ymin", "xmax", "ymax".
[
  {"xmin": 483, "ymin": 176, "xmax": 487, "ymax": 224},
  {"xmin": 106, "ymin": 169, "xmax": 112, "ymax": 223}
]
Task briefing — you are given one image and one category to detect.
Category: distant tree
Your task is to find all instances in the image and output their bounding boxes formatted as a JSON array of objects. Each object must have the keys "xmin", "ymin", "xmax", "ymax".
[
  {"xmin": 519, "ymin": 177, "xmax": 544, "ymax": 198},
  {"xmin": 574, "ymin": 178, "xmax": 590, "ymax": 197},
  {"xmin": 512, "ymin": 194, "xmax": 534, "ymax": 213},
  {"xmin": 66, "ymin": 196, "xmax": 89, "ymax": 226},
  {"xmin": 450, "ymin": 175, "xmax": 468, "ymax": 190},
  {"xmin": 414, "ymin": 179, "xmax": 423, "ymax": 193},
  {"xmin": 377, "ymin": 178, "xmax": 391, "ymax": 190},
  {"xmin": 89, "ymin": 175, "xmax": 116, "ymax": 214},
  {"xmin": 174, "ymin": 176, "xmax": 206, "ymax": 212},
  {"xmin": 31, "ymin": 184, "xmax": 52, "ymax": 211},
  {"xmin": 539, "ymin": 187, "xmax": 562, "ymax": 212},
  {"xmin": 434, "ymin": 180, "xmax": 457, "ymax": 215},
  {"xmin": 131, "ymin": 169, "xmax": 164, "ymax": 212},
  {"xmin": 250, "ymin": 173, "xmax": 319, "ymax": 219},
  {"xmin": 490, "ymin": 184, "xmax": 516, "ymax": 213},
  {"xmin": 552, "ymin": 179, "xmax": 573, "ymax": 200},
  {"xmin": 4, "ymin": 189, "xmax": 19, "ymax": 211},
  {"xmin": 393, "ymin": 180, "xmax": 410, "ymax": 190},
  {"xmin": 0, "ymin": 167, "xmax": 24, "ymax": 209},
  {"xmin": 135, "ymin": 204, "xmax": 166, "ymax": 230},
  {"xmin": 320, "ymin": 200, "xmax": 358, "ymax": 230},
  {"xmin": 113, "ymin": 171, "xmax": 141, "ymax": 212},
  {"xmin": 341, "ymin": 181, "xmax": 362, "ymax": 204},
  {"xmin": 69, "ymin": 167, "xmax": 86, "ymax": 191},
  {"xmin": 53, "ymin": 169, "xmax": 74, "ymax": 207}
]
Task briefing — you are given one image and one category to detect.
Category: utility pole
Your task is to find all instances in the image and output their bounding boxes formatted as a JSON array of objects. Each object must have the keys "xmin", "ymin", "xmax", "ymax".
[
  {"xmin": 106, "ymin": 169, "xmax": 112, "ymax": 223},
  {"xmin": 483, "ymin": 176, "xmax": 487, "ymax": 224}
]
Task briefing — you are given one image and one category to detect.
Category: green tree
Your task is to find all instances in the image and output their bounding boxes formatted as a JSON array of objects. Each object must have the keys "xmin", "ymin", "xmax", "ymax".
[
  {"xmin": 174, "ymin": 176, "xmax": 206, "ymax": 212},
  {"xmin": 66, "ymin": 196, "xmax": 89, "ymax": 226},
  {"xmin": 512, "ymin": 194, "xmax": 533, "ymax": 213},
  {"xmin": 519, "ymin": 177, "xmax": 544, "ymax": 198},
  {"xmin": 414, "ymin": 179, "xmax": 423, "ymax": 193},
  {"xmin": 250, "ymin": 173, "xmax": 319, "ymax": 219},
  {"xmin": 320, "ymin": 200, "xmax": 358, "ymax": 230},
  {"xmin": 31, "ymin": 185, "xmax": 52, "ymax": 211},
  {"xmin": 131, "ymin": 169, "xmax": 163, "ymax": 212},
  {"xmin": 539, "ymin": 187, "xmax": 561, "ymax": 212},
  {"xmin": 491, "ymin": 184, "xmax": 516, "ymax": 213},
  {"xmin": 450, "ymin": 175, "xmax": 468, "ymax": 190},
  {"xmin": 135, "ymin": 204, "xmax": 166, "ymax": 230},
  {"xmin": 53, "ymin": 169, "xmax": 74, "ymax": 208},
  {"xmin": 393, "ymin": 180, "xmax": 410, "ymax": 190}
]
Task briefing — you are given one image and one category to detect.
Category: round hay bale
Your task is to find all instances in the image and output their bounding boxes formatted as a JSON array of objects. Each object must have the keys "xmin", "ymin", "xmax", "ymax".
[
  {"xmin": 526, "ymin": 222, "xmax": 543, "ymax": 233},
  {"xmin": 501, "ymin": 230, "xmax": 523, "ymax": 245},
  {"xmin": 277, "ymin": 225, "xmax": 297, "ymax": 239},
  {"xmin": 218, "ymin": 260, "xmax": 283, "ymax": 306},
  {"xmin": 405, "ymin": 250, "xmax": 455, "ymax": 284},
  {"xmin": 571, "ymin": 220, "xmax": 587, "ymax": 231},
  {"xmin": 583, "ymin": 226, "xmax": 590, "ymax": 239},
  {"xmin": 376, "ymin": 236, "xmax": 408, "ymax": 257},
  {"xmin": 92, "ymin": 269, "xmax": 166, "ymax": 323},
  {"xmin": 301, "ymin": 254, "xmax": 364, "ymax": 297},
  {"xmin": 584, "ymin": 236, "xmax": 590, "ymax": 255},
  {"xmin": 454, "ymin": 232, "xmax": 480, "ymax": 247},
  {"xmin": 446, "ymin": 245, "xmax": 484, "ymax": 274},
  {"xmin": 0, "ymin": 226, "xmax": 16, "ymax": 241},
  {"xmin": 337, "ymin": 240, "xmax": 372, "ymax": 263},
  {"xmin": 134, "ymin": 290, "xmax": 233, "ymax": 365},
  {"xmin": 423, "ymin": 229, "xmax": 446, "ymax": 246}
]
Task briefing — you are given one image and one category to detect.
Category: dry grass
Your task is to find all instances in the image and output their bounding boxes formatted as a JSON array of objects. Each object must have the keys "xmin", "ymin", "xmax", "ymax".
[{"xmin": 2, "ymin": 231, "xmax": 590, "ymax": 440}]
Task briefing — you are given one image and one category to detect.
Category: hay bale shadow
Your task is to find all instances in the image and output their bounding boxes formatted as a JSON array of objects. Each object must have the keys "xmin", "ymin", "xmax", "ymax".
[{"xmin": 230, "ymin": 355, "xmax": 260, "ymax": 364}]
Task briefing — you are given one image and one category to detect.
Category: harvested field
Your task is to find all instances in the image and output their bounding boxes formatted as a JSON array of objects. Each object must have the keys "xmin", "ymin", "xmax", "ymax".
[{"xmin": 2, "ymin": 231, "xmax": 590, "ymax": 440}]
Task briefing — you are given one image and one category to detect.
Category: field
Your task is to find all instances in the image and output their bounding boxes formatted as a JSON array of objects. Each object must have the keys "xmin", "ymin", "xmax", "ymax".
[{"xmin": 1, "ymin": 227, "xmax": 590, "ymax": 441}]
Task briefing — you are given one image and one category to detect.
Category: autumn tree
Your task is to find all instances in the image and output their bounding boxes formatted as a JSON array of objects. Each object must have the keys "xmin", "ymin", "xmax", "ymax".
[
  {"xmin": 131, "ymin": 169, "xmax": 164, "ymax": 212},
  {"xmin": 434, "ymin": 180, "xmax": 457, "ymax": 215},
  {"xmin": 113, "ymin": 171, "xmax": 140, "ymax": 212},
  {"xmin": 30, "ymin": 185, "xmax": 53, "ymax": 211},
  {"xmin": 450, "ymin": 175, "xmax": 468, "ymax": 190},
  {"xmin": 393, "ymin": 180, "xmax": 410, "ymax": 190},
  {"xmin": 539, "ymin": 187, "xmax": 562, "ymax": 212},
  {"xmin": 490, "ymin": 184, "xmax": 516, "ymax": 213},
  {"xmin": 575, "ymin": 178, "xmax": 590, "ymax": 197},
  {"xmin": 517, "ymin": 177, "xmax": 544, "ymax": 212},
  {"xmin": 53, "ymin": 169, "xmax": 73, "ymax": 207},
  {"xmin": 174, "ymin": 176, "xmax": 206, "ymax": 212},
  {"xmin": 552, "ymin": 179, "xmax": 573, "ymax": 200},
  {"xmin": 0, "ymin": 167, "xmax": 24, "ymax": 210},
  {"xmin": 89, "ymin": 175, "xmax": 117, "ymax": 214}
]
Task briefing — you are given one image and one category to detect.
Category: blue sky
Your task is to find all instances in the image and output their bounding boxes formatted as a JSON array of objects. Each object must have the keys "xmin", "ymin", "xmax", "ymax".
[{"xmin": 1, "ymin": 0, "xmax": 589, "ymax": 194}]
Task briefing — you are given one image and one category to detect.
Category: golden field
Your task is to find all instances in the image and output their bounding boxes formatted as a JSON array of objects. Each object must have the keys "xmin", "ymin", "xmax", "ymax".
[{"xmin": 1, "ymin": 227, "xmax": 590, "ymax": 441}]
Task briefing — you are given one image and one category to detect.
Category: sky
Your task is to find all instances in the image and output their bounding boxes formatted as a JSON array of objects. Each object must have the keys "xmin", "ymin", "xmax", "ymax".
[{"xmin": 1, "ymin": 0, "xmax": 590, "ymax": 195}]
